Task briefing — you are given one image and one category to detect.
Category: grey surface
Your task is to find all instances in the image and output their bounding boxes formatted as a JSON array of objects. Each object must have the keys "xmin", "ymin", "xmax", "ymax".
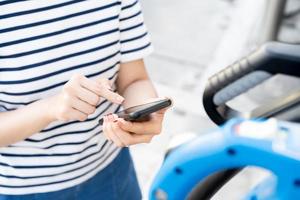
[
  {"xmin": 141, "ymin": 0, "xmax": 233, "ymax": 66},
  {"xmin": 130, "ymin": 0, "xmax": 300, "ymax": 199},
  {"xmin": 131, "ymin": 0, "xmax": 239, "ymax": 198},
  {"xmin": 130, "ymin": 1, "xmax": 235, "ymax": 198}
]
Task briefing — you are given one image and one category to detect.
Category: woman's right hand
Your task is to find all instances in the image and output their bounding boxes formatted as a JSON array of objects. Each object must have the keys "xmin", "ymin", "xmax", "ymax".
[{"xmin": 47, "ymin": 74, "xmax": 124, "ymax": 122}]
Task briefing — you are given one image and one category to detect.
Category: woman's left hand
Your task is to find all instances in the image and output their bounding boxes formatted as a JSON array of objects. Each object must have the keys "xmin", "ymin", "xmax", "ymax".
[{"xmin": 102, "ymin": 107, "xmax": 169, "ymax": 147}]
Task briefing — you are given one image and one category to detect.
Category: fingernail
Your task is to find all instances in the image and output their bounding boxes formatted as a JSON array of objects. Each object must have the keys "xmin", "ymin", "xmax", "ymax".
[
  {"xmin": 108, "ymin": 114, "xmax": 114, "ymax": 122},
  {"xmin": 112, "ymin": 114, "xmax": 118, "ymax": 121},
  {"xmin": 116, "ymin": 96, "xmax": 124, "ymax": 104}
]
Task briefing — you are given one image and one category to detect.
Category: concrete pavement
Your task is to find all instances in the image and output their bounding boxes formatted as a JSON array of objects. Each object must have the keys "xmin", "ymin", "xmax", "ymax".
[{"xmin": 130, "ymin": 0, "xmax": 300, "ymax": 199}]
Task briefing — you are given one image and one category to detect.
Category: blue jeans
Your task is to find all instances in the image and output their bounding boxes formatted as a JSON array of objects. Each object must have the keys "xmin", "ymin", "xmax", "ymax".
[{"xmin": 0, "ymin": 148, "xmax": 142, "ymax": 200}]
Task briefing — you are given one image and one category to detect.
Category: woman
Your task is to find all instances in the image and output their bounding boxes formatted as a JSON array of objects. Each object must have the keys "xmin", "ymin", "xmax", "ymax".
[{"xmin": 0, "ymin": 0, "xmax": 167, "ymax": 199}]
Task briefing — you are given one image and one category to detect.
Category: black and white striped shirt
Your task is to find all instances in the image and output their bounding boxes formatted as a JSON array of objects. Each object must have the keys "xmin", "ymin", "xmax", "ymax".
[{"xmin": 0, "ymin": 0, "xmax": 152, "ymax": 195}]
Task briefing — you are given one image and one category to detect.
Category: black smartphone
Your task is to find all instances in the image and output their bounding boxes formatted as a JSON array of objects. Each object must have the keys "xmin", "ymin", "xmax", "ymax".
[{"xmin": 98, "ymin": 98, "xmax": 172, "ymax": 125}]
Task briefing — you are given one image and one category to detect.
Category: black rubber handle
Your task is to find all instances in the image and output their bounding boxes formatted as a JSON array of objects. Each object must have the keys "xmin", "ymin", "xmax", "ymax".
[{"xmin": 203, "ymin": 42, "xmax": 300, "ymax": 125}]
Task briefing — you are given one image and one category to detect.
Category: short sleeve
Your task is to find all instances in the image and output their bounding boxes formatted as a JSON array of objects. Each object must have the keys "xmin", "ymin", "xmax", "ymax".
[
  {"xmin": 0, "ymin": 105, "xmax": 6, "ymax": 112},
  {"xmin": 119, "ymin": 0, "xmax": 153, "ymax": 62}
]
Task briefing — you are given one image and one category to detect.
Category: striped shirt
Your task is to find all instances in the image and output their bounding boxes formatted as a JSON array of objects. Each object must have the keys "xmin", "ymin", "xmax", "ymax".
[{"xmin": 0, "ymin": 0, "xmax": 153, "ymax": 195}]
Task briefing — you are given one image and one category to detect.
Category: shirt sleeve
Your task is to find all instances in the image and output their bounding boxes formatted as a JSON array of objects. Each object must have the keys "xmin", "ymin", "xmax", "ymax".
[
  {"xmin": 0, "ymin": 105, "xmax": 6, "ymax": 112},
  {"xmin": 119, "ymin": 0, "xmax": 153, "ymax": 63}
]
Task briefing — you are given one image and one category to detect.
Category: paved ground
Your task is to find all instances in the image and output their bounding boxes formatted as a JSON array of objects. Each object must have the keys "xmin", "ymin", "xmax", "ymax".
[
  {"xmin": 129, "ymin": 0, "xmax": 300, "ymax": 199},
  {"xmin": 131, "ymin": 1, "xmax": 240, "ymax": 198}
]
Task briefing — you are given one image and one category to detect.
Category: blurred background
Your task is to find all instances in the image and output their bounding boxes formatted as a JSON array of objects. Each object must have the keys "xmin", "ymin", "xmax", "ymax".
[{"xmin": 129, "ymin": 0, "xmax": 300, "ymax": 199}]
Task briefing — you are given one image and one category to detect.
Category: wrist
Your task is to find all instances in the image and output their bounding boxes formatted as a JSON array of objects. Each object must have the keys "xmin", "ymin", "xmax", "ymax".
[{"xmin": 38, "ymin": 96, "xmax": 57, "ymax": 123}]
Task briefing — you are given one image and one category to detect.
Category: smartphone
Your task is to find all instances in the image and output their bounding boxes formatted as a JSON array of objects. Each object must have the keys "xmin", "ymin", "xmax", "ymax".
[{"xmin": 98, "ymin": 98, "xmax": 172, "ymax": 125}]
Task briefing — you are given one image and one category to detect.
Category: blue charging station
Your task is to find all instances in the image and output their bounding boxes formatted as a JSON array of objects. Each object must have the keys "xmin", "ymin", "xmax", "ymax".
[{"xmin": 149, "ymin": 42, "xmax": 300, "ymax": 200}]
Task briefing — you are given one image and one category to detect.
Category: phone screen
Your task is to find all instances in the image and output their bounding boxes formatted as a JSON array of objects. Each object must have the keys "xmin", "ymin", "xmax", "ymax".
[
  {"xmin": 117, "ymin": 100, "xmax": 166, "ymax": 115},
  {"xmin": 98, "ymin": 99, "xmax": 171, "ymax": 125}
]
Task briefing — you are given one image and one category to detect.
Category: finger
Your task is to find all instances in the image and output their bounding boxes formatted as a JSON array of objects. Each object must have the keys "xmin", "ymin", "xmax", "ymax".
[
  {"xmin": 68, "ymin": 108, "xmax": 88, "ymax": 122},
  {"xmin": 156, "ymin": 107, "xmax": 169, "ymax": 115},
  {"xmin": 97, "ymin": 83, "xmax": 124, "ymax": 105},
  {"xmin": 95, "ymin": 77, "xmax": 113, "ymax": 89},
  {"xmin": 111, "ymin": 122, "xmax": 134, "ymax": 146},
  {"xmin": 107, "ymin": 114, "xmax": 115, "ymax": 122},
  {"xmin": 131, "ymin": 134, "xmax": 154, "ymax": 144},
  {"xmin": 76, "ymin": 87, "xmax": 100, "ymax": 106},
  {"xmin": 106, "ymin": 116, "xmax": 124, "ymax": 147},
  {"xmin": 94, "ymin": 78, "xmax": 124, "ymax": 104},
  {"xmin": 112, "ymin": 114, "xmax": 118, "ymax": 122},
  {"xmin": 107, "ymin": 123, "xmax": 124, "ymax": 147},
  {"xmin": 79, "ymin": 76, "xmax": 123, "ymax": 105},
  {"xmin": 117, "ymin": 118, "xmax": 162, "ymax": 135},
  {"xmin": 71, "ymin": 97, "xmax": 96, "ymax": 115},
  {"xmin": 111, "ymin": 119, "xmax": 154, "ymax": 146},
  {"xmin": 80, "ymin": 75, "xmax": 104, "ymax": 95},
  {"xmin": 102, "ymin": 116, "xmax": 111, "ymax": 141}
]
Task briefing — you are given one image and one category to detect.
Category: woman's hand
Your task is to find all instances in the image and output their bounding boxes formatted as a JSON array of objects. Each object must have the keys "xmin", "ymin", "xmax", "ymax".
[
  {"xmin": 103, "ymin": 106, "xmax": 170, "ymax": 147},
  {"xmin": 47, "ymin": 74, "xmax": 124, "ymax": 122}
]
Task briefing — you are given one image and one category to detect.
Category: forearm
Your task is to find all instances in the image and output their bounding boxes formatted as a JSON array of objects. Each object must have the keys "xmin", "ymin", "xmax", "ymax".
[
  {"xmin": 121, "ymin": 79, "xmax": 157, "ymax": 109},
  {"xmin": 116, "ymin": 59, "xmax": 158, "ymax": 108},
  {"xmin": 0, "ymin": 72, "xmax": 126, "ymax": 147},
  {"xmin": 0, "ymin": 98, "xmax": 54, "ymax": 147}
]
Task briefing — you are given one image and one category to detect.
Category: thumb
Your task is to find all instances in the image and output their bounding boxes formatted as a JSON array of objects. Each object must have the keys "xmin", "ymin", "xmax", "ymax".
[{"xmin": 156, "ymin": 107, "xmax": 169, "ymax": 115}]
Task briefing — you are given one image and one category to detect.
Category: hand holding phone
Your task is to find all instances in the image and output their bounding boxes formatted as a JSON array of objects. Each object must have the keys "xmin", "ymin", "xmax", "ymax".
[
  {"xmin": 102, "ymin": 97, "xmax": 172, "ymax": 147},
  {"xmin": 99, "ymin": 98, "xmax": 172, "ymax": 125}
]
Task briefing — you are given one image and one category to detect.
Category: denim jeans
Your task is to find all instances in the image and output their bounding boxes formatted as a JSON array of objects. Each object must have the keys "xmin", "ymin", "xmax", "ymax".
[{"xmin": 0, "ymin": 148, "xmax": 142, "ymax": 200}]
